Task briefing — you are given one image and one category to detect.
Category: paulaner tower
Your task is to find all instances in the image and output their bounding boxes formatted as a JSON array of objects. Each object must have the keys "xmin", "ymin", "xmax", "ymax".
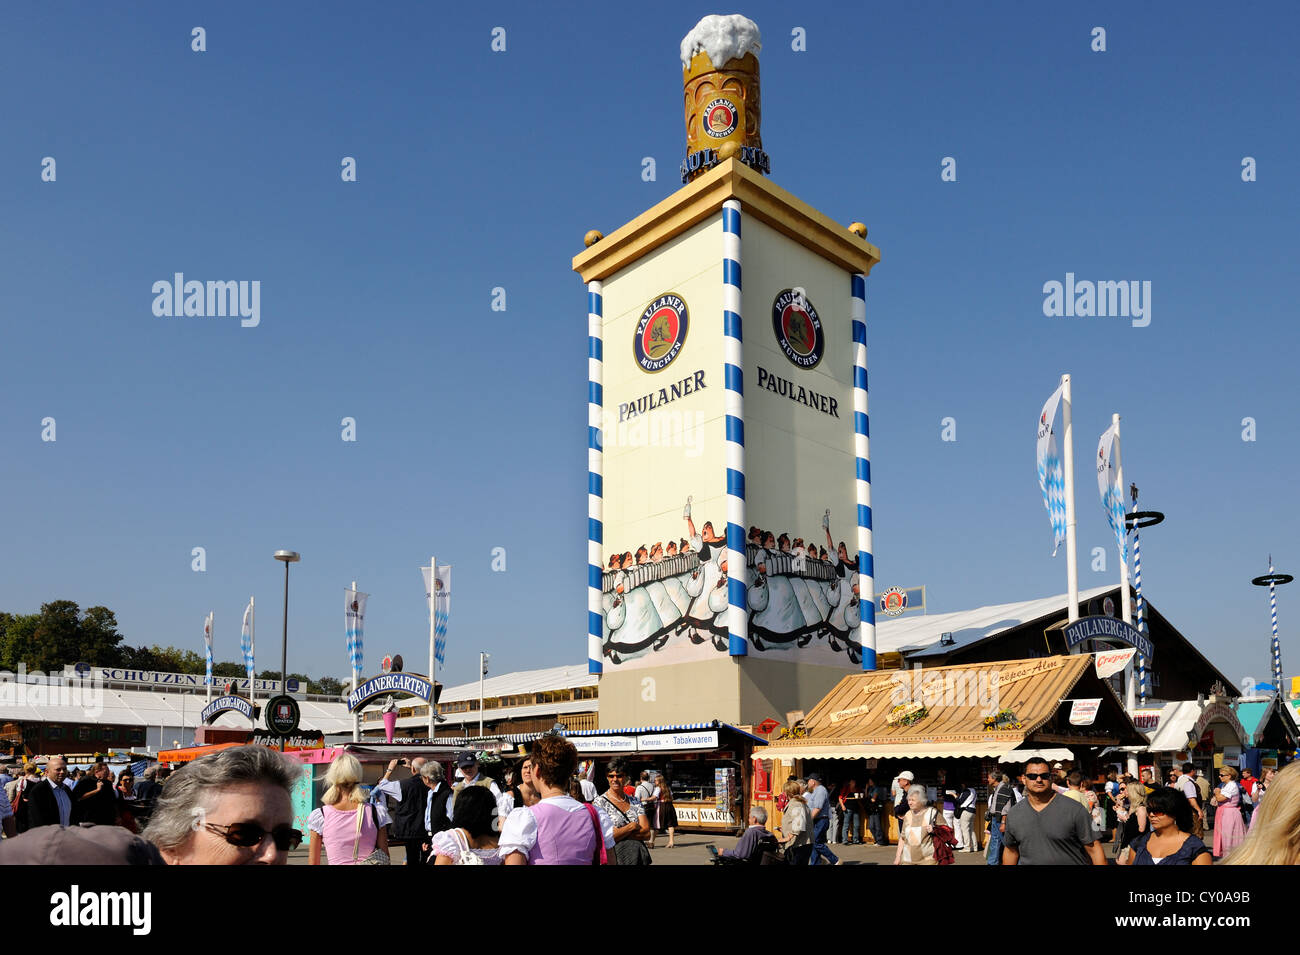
[{"xmin": 574, "ymin": 14, "xmax": 882, "ymax": 728}]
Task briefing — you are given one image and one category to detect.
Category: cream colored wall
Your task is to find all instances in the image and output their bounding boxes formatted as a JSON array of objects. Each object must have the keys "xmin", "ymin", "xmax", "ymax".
[
  {"xmin": 600, "ymin": 215, "xmax": 729, "ymax": 673},
  {"xmin": 738, "ymin": 215, "xmax": 861, "ymax": 670},
  {"xmin": 598, "ymin": 657, "xmax": 742, "ymax": 727},
  {"xmin": 737, "ymin": 657, "xmax": 859, "ymax": 727}
]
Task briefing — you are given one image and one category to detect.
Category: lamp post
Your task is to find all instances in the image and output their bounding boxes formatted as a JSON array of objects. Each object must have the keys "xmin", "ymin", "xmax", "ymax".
[
  {"xmin": 1251, "ymin": 557, "xmax": 1293, "ymax": 696},
  {"xmin": 273, "ymin": 550, "xmax": 301, "ymax": 753},
  {"xmin": 1124, "ymin": 484, "xmax": 1164, "ymax": 707},
  {"xmin": 479, "ymin": 652, "xmax": 490, "ymax": 738}
]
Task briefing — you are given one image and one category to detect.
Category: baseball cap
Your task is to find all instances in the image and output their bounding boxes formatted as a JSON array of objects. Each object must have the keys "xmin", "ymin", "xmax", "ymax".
[
  {"xmin": 456, "ymin": 751, "xmax": 478, "ymax": 769},
  {"xmin": 899, "ymin": 771, "xmax": 914, "ymax": 781},
  {"xmin": 807, "ymin": 773, "xmax": 823, "ymax": 782}
]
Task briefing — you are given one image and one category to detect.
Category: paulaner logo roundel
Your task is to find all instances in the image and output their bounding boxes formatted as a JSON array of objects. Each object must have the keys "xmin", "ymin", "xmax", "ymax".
[
  {"xmin": 772, "ymin": 288, "xmax": 825, "ymax": 369},
  {"xmin": 635, "ymin": 293, "xmax": 689, "ymax": 373},
  {"xmin": 703, "ymin": 98, "xmax": 738, "ymax": 139}
]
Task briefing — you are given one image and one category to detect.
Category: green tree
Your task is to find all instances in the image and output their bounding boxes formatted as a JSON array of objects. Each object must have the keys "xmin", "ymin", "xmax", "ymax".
[
  {"xmin": 212, "ymin": 661, "xmax": 246, "ymax": 679},
  {"xmin": 314, "ymin": 676, "xmax": 345, "ymax": 697}
]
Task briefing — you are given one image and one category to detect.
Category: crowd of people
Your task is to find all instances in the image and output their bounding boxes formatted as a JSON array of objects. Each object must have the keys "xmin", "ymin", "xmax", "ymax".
[{"xmin": 2, "ymin": 747, "xmax": 1296, "ymax": 866}]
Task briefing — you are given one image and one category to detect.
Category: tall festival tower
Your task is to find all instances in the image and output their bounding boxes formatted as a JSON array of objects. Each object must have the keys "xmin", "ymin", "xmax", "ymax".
[{"xmin": 574, "ymin": 15, "xmax": 883, "ymax": 728}]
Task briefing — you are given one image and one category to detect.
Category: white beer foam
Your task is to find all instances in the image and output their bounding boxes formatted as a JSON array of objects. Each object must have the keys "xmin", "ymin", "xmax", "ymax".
[{"xmin": 680, "ymin": 14, "xmax": 761, "ymax": 70}]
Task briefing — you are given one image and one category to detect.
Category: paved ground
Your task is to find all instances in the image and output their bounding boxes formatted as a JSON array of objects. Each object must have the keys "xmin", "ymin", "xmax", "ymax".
[{"xmin": 289, "ymin": 833, "xmax": 998, "ymax": 865}]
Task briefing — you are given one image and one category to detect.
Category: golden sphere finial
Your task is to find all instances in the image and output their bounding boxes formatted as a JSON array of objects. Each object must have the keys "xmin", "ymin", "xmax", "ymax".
[
  {"xmin": 848, "ymin": 222, "xmax": 868, "ymax": 239},
  {"xmin": 584, "ymin": 229, "xmax": 604, "ymax": 248}
]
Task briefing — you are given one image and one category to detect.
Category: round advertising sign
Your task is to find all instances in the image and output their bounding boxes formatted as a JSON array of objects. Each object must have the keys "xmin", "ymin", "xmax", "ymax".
[
  {"xmin": 703, "ymin": 97, "xmax": 739, "ymax": 138},
  {"xmin": 772, "ymin": 288, "xmax": 825, "ymax": 369},
  {"xmin": 264, "ymin": 695, "xmax": 301, "ymax": 737},
  {"xmin": 634, "ymin": 293, "xmax": 689, "ymax": 373}
]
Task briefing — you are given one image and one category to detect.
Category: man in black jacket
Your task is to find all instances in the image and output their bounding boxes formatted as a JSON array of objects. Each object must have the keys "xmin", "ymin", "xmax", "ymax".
[
  {"xmin": 378, "ymin": 758, "xmax": 451, "ymax": 865},
  {"xmin": 20, "ymin": 757, "xmax": 73, "ymax": 831},
  {"xmin": 70, "ymin": 761, "xmax": 118, "ymax": 826}
]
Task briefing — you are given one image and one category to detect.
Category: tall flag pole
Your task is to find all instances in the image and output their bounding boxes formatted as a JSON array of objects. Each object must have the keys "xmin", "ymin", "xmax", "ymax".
[
  {"xmin": 346, "ymin": 585, "xmax": 368, "ymax": 743},
  {"xmin": 1037, "ymin": 375, "xmax": 1078, "ymax": 620},
  {"xmin": 1097, "ymin": 415, "xmax": 1135, "ymax": 707},
  {"xmin": 422, "ymin": 560, "xmax": 451, "ymax": 740},
  {"xmin": 241, "ymin": 598, "xmax": 256, "ymax": 726},
  {"xmin": 203, "ymin": 612, "xmax": 214, "ymax": 702},
  {"xmin": 1129, "ymin": 485, "xmax": 1148, "ymax": 706}
]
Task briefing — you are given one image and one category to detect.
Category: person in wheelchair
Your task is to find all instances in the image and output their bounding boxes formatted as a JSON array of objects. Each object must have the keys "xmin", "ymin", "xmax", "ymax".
[{"xmin": 712, "ymin": 807, "xmax": 781, "ymax": 864}]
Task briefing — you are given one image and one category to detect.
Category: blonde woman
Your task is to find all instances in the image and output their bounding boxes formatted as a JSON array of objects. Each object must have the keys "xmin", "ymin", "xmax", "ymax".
[
  {"xmin": 777, "ymin": 778, "xmax": 811, "ymax": 865},
  {"xmin": 308, "ymin": 753, "xmax": 391, "ymax": 865},
  {"xmin": 1116, "ymin": 780, "xmax": 1147, "ymax": 862},
  {"xmin": 1222, "ymin": 761, "xmax": 1300, "ymax": 865},
  {"xmin": 1209, "ymin": 765, "xmax": 1247, "ymax": 858}
]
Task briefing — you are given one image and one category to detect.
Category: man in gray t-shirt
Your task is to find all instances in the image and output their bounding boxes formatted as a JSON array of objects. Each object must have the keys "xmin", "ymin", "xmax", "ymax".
[{"xmin": 1002, "ymin": 757, "xmax": 1106, "ymax": 866}]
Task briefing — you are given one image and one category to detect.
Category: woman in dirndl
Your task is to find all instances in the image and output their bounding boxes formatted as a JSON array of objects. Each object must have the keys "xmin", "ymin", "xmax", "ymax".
[
  {"xmin": 1211, "ymin": 766, "xmax": 1247, "ymax": 858},
  {"xmin": 648, "ymin": 774, "xmax": 677, "ymax": 849}
]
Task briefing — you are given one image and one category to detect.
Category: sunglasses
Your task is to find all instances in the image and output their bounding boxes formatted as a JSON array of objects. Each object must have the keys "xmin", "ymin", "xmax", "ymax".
[
  {"xmin": 203, "ymin": 822, "xmax": 302, "ymax": 852},
  {"xmin": 1024, "ymin": 773, "xmax": 1052, "ymax": 781}
]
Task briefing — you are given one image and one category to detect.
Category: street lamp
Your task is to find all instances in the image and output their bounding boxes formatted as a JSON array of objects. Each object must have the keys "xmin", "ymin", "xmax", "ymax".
[
  {"xmin": 273, "ymin": 550, "xmax": 301, "ymax": 753},
  {"xmin": 479, "ymin": 652, "xmax": 490, "ymax": 738},
  {"xmin": 1251, "ymin": 557, "xmax": 1293, "ymax": 696}
]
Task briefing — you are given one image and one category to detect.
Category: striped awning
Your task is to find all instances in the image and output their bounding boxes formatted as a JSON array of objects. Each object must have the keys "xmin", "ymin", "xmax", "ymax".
[{"xmin": 752, "ymin": 740, "xmax": 1022, "ymax": 762}]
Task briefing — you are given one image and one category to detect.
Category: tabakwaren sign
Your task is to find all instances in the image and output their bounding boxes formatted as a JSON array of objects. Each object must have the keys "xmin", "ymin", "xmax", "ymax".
[
  {"xmin": 200, "ymin": 695, "xmax": 255, "ymax": 724},
  {"xmin": 347, "ymin": 672, "xmax": 435, "ymax": 713},
  {"xmin": 1063, "ymin": 615, "xmax": 1154, "ymax": 660}
]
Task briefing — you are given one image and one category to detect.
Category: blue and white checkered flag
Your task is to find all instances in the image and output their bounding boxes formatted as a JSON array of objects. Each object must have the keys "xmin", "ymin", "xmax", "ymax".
[
  {"xmin": 1036, "ymin": 382, "xmax": 1068, "ymax": 556},
  {"xmin": 345, "ymin": 589, "xmax": 368, "ymax": 677},
  {"xmin": 1096, "ymin": 423, "xmax": 1128, "ymax": 564},
  {"xmin": 203, "ymin": 612, "xmax": 214, "ymax": 686},
  {"xmin": 129, "ymin": 760, "xmax": 149, "ymax": 777},
  {"xmin": 240, "ymin": 599, "xmax": 255, "ymax": 682},
  {"xmin": 423, "ymin": 564, "xmax": 451, "ymax": 667}
]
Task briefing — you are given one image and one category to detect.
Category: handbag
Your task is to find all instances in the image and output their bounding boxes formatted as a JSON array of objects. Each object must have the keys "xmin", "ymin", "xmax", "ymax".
[
  {"xmin": 928, "ymin": 808, "xmax": 958, "ymax": 866},
  {"xmin": 352, "ymin": 803, "xmax": 391, "ymax": 865},
  {"xmin": 449, "ymin": 827, "xmax": 485, "ymax": 866}
]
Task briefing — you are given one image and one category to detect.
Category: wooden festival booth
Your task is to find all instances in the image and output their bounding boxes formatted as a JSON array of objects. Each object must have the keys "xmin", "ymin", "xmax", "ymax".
[{"xmin": 750, "ymin": 655, "xmax": 1146, "ymax": 846}]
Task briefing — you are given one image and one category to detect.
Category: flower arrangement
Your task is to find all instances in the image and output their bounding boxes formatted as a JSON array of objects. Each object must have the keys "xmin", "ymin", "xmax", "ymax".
[
  {"xmin": 885, "ymin": 701, "xmax": 929, "ymax": 727},
  {"xmin": 982, "ymin": 709, "xmax": 1023, "ymax": 731}
]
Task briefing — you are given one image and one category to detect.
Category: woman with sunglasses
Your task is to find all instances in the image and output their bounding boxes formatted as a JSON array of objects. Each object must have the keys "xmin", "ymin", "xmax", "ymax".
[
  {"xmin": 594, "ymin": 757, "xmax": 652, "ymax": 864},
  {"xmin": 145, "ymin": 745, "xmax": 302, "ymax": 865},
  {"xmin": 1118, "ymin": 787, "xmax": 1210, "ymax": 866}
]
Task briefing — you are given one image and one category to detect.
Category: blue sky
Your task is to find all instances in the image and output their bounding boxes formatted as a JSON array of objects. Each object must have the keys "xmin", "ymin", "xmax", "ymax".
[{"xmin": 2, "ymin": 2, "xmax": 1297, "ymax": 692}]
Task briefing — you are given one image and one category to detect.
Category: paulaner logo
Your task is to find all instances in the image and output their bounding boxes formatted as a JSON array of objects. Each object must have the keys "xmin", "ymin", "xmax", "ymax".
[
  {"xmin": 152, "ymin": 273, "xmax": 260, "ymax": 328},
  {"xmin": 49, "ymin": 885, "xmax": 151, "ymax": 935},
  {"xmin": 1042, "ymin": 273, "xmax": 1151, "ymax": 328}
]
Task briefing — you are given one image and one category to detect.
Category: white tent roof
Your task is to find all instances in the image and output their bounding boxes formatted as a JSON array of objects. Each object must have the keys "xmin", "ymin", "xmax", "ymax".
[
  {"xmin": 435, "ymin": 664, "xmax": 596, "ymax": 703},
  {"xmin": 878, "ymin": 585, "xmax": 1115, "ymax": 656}
]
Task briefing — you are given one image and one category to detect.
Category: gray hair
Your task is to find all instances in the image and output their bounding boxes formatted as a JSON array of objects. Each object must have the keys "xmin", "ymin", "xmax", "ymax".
[
  {"xmin": 907, "ymin": 784, "xmax": 928, "ymax": 803},
  {"xmin": 749, "ymin": 805, "xmax": 768, "ymax": 825},
  {"xmin": 144, "ymin": 745, "xmax": 301, "ymax": 851},
  {"xmin": 419, "ymin": 760, "xmax": 445, "ymax": 782}
]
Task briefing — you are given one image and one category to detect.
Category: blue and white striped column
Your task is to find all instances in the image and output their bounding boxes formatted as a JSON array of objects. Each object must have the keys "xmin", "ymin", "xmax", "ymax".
[
  {"xmin": 1132, "ymin": 523, "xmax": 1147, "ymax": 705},
  {"xmin": 722, "ymin": 200, "xmax": 747, "ymax": 657},
  {"xmin": 851, "ymin": 273, "xmax": 876, "ymax": 671},
  {"xmin": 587, "ymin": 280, "xmax": 604, "ymax": 674},
  {"xmin": 1270, "ymin": 558, "xmax": 1281, "ymax": 692}
]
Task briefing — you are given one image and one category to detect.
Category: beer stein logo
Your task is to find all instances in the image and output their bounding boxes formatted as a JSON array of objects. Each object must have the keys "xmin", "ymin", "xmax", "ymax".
[
  {"xmin": 772, "ymin": 288, "xmax": 824, "ymax": 369},
  {"xmin": 703, "ymin": 97, "xmax": 739, "ymax": 138},
  {"xmin": 634, "ymin": 293, "xmax": 690, "ymax": 373}
]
